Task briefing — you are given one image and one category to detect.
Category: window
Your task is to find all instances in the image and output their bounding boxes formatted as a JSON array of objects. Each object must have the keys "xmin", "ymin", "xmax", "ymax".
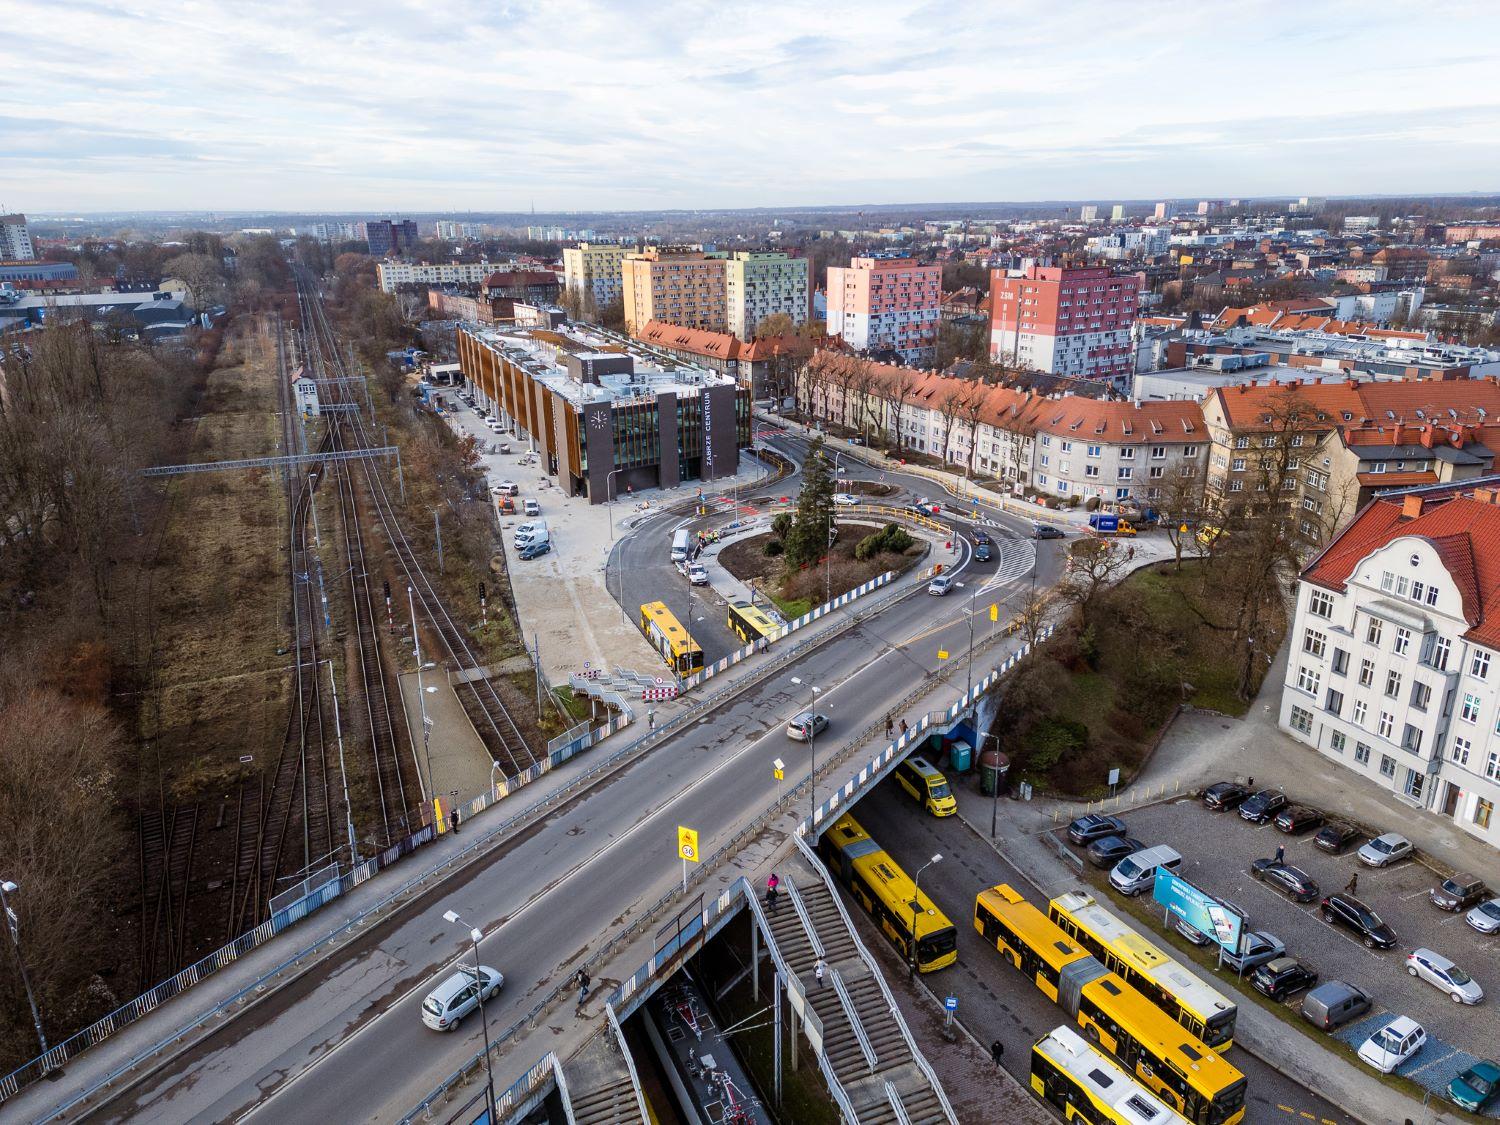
[
  {"xmin": 1412, "ymin": 682, "xmax": 1432, "ymax": 711},
  {"xmin": 1352, "ymin": 699, "xmax": 1369, "ymax": 726},
  {"xmin": 1117, "ymin": 466, "xmax": 1133, "ymax": 480},
  {"xmin": 1151, "ymin": 446, "xmax": 1166, "ymax": 459},
  {"xmin": 1402, "ymin": 725, "xmax": 1422, "ymax": 754},
  {"xmin": 1309, "ymin": 590, "xmax": 1334, "ymax": 619},
  {"xmin": 1085, "ymin": 465, "xmax": 1099, "ymax": 478},
  {"xmin": 1411, "ymin": 582, "xmax": 1425, "ymax": 604},
  {"xmin": 1296, "ymin": 666, "xmax": 1321, "ymax": 696},
  {"xmin": 1358, "ymin": 659, "xmax": 1375, "ymax": 687},
  {"xmin": 1366, "ymin": 619, "xmax": 1383, "ymax": 646},
  {"xmin": 1231, "ymin": 458, "xmax": 1246, "ymax": 472},
  {"xmin": 1425, "ymin": 585, "xmax": 1440, "ymax": 606},
  {"xmin": 1377, "ymin": 711, "xmax": 1394, "ymax": 739},
  {"xmin": 1060, "ymin": 440, "xmax": 1073, "ymax": 453},
  {"xmin": 1385, "ymin": 670, "xmax": 1402, "ymax": 698},
  {"xmin": 1228, "ymin": 480, "xmax": 1244, "ymax": 492},
  {"xmin": 1148, "ymin": 466, "xmax": 1164, "ymax": 479},
  {"xmin": 1119, "ymin": 447, "xmax": 1134, "ymax": 460},
  {"xmin": 1087, "ymin": 444, "xmax": 1101, "ymax": 458},
  {"xmin": 1302, "ymin": 496, "xmax": 1319, "ymax": 512},
  {"xmin": 1291, "ymin": 434, "xmax": 1305, "ymax": 447},
  {"xmin": 1303, "ymin": 629, "xmax": 1327, "ymax": 658},
  {"xmin": 1461, "ymin": 693, "xmax": 1482, "ymax": 723},
  {"xmin": 1282, "ymin": 477, "xmax": 1297, "ymax": 491},
  {"xmin": 1431, "ymin": 636, "xmax": 1451, "ymax": 671},
  {"xmin": 1325, "ymin": 689, "xmax": 1343, "ymax": 717},
  {"xmin": 1477, "ymin": 799, "xmax": 1494, "ymax": 830},
  {"xmin": 1183, "ymin": 445, "xmax": 1198, "ymax": 457},
  {"xmin": 1394, "ymin": 627, "xmax": 1411, "ymax": 656},
  {"xmin": 1488, "ymin": 752, "xmax": 1500, "ymax": 783},
  {"xmin": 1379, "ymin": 754, "xmax": 1396, "ymax": 778},
  {"xmin": 1330, "ymin": 730, "xmax": 1347, "ymax": 753},
  {"xmin": 1235, "ymin": 436, "xmax": 1249, "ymax": 449},
  {"xmin": 1331, "ymin": 648, "xmax": 1349, "ymax": 675},
  {"xmin": 1289, "ymin": 705, "xmax": 1313, "ymax": 735},
  {"xmin": 1453, "ymin": 736, "xmax": 1472, "ymax": 766},
  {"xmin": 1473, "ymin": 652, "xmax": 1492, "ymax": 680},
  {"xmin": 1355, "ymin": 742, "xmax": 1371, "ymax": 765}
]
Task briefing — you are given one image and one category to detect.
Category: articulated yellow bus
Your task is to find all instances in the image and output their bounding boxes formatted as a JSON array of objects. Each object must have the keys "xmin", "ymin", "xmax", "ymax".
[
  {"xmin": 1049, "ymin": 890, "xmax": 1237, "ymax": 1052},
  {"xmin": 638, "ymin": 601, "xmax": 704, "ymax": 676},
  {"xmin": 725, "ymin": 599, "xmax": 780, "ymax": 647},
  {"xmin": 1032, "ymin": 1024, "xmax": 1191, "ymax": 1125},
  {"xmin": 819, "ymin": 812, "xmax": 957, "ymax": 972},
  {"xmin": 975, "ymin": 885, "xmax": 1246, "ymax": 1125}
]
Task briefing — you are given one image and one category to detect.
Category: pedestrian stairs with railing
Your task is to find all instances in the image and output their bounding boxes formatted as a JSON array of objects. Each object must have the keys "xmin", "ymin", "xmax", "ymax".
[
  {"xmin": 754, "ymin": 842, "xmax": 956, "ymax": 1125},
  {"xmin": 561, "ymin": 1005, "xmax": 647, "ymax": 1125}
]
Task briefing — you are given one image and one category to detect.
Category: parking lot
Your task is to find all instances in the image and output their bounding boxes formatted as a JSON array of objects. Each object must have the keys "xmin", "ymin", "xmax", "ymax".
[{"xmin": 1059, "ymin": 795, "xmax": 1500, "ymax": 1103}]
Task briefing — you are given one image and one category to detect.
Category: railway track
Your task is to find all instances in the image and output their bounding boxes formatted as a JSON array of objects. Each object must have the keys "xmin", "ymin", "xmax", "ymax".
[{"xmin": 136, "ymin": 803, "xmax": 198, "ymax": 985}]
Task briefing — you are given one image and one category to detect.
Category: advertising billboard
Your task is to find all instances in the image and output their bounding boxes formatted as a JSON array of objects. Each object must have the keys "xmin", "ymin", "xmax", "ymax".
[{"xmin": 1153, "ymin": 869, "xmax": 1243, "ymax": 953}]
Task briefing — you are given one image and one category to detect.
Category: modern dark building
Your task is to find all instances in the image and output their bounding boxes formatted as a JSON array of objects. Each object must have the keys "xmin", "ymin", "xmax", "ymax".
[
  {"xmin": 366, "ymin": 219, "xmax": 420, "ymax": 257},
  {"xmin": 455, "ymin": 322, "xmax": 750, "ymax": 502}
]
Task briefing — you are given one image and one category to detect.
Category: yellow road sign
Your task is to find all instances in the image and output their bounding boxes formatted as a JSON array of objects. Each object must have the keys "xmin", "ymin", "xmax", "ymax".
[
  {"xmin": 677, "ymin": 825, "xmax": 700, "ymax": 863},
  {"xmin": 988, "ymin": 603, "xmax": 998, "ymax": 622},
  {"xmin": 938, "ymin": 649, "xmax": 949, "ymax": 661}
]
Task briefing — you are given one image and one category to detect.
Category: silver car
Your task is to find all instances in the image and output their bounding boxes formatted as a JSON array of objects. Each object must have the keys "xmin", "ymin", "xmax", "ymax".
[
  {"xmin": 421, "ymin": 965, "xmax": 503, "ymax": 1031},
  {"xmin": 1221, "ymin": 931, "xmax": 1285, "ymax": 974},
  {"xmin": 1357, "ymin": 832, "xmax": 1413, "ymax": 868},
  {"xmin": 1466, "ymin": 897, "xmax": 1500, "ymax": 935},
  {"xmin": 786, "ymin": 711, "xmax": 829, "ymax": 742},
  {"xmin": 927, "ymin": 574, "xmax": 955, "ymax": 596},
  {"xmin": 1407, "ymin": 948, "xmax": 1484, "ymax": 1004}
]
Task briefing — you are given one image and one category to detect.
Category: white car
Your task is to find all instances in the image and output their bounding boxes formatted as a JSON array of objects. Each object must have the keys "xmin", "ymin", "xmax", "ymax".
[
  {"xmin": 1356, "ymin": 1015, "xmax": 1426, "ymax": 1073},
  {"xmin": 1407, "ymin": 948, "xmax": 1484, "ymax": 1004},
  {"xmin": 928, "ymin": 574, "xmax": 955, "ymax": 596},
  {"xmin": 421, "ymin": 965, "xmax": 503, "ymax": 1031},
  {"xmin": 1357, "ymin": 832, "xmax": 1413, "ymax": 867},
  {"xmin": 687, "ymin": 563, "xmax": 709, "ymax": 586},
  {"xmin": 833, "ymin": 493, "xmax": 858, "ymax": 505}
]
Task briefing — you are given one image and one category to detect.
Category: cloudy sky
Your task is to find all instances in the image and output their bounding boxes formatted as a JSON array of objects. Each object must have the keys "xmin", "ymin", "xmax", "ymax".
[{"xmin": 4, "ymin": 0, "xmax": 1499, "ymax": 213}]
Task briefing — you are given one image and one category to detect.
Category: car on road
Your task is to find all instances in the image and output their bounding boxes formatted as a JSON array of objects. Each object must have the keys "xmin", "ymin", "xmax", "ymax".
[
  {"xmin": 1357, "ymin": 1016, "xmax": 1426, "ymax": 1073},
  {"xmin": 1086, "ymin": 835, "xmax": 1145, "ymax": 869},
  {"xmin": 973, "ymin": 530, "xmax": 992, "ymax": 546},
  {"xmin": 1301, "ymin": 980, "xmax": 1372, "ymax": 1032},
  {"xmin": 1466, "ymin": 897, "xmax": 1500, "ymax": 934},
  {"xmin": 686, "ymin": 563, "xmax": 709, "ymax": 586},
  {"xmin": 1431, "ymin": 873, "xmax": 1488, "ymax": 913},
  {"xmin": 1357, "ymin": 832, "xmax": 1413, "ymax": 867},
  {"xmin": 1320, "ymin": 893, "xmax": 1398, "ymax": 949},
  {"xmin": 1449, "ymin": 1060, "xmax": 1500, "ymax": 1113},
  {"xmin": 422, "ymin": 965, "xmax": 503, "ymax": 1031},
  {"xmin": 518, "ymin": 540, "xmax": 551, "ymax": 560},
  {"xmin": 1066, "ymin": 814, "xmax": 1128, "ymax": 847},
  {"xmin": 1313, "ymin": 820, "xmax": 1361, "ymax": 854},
  {"xmin": 1032, "ymin": 524, "xmax": 1065, "ymax": 540},
  {"xmin": 927, "ymin": 574, "xmax": 955, "ymax": 596},
  {"xmin": 1222, "ymin": 931, "xmax": 1285, "ymax": 973},
  {"xmin": 786, "ymin": 712, "xmax": 829, "ymax": 742},
  {"xmin": 833, "ymin": 492, "xmax": 859, "ymax": 505},
  {"xmin": 974, "ymin": 542, "xmax": 993, "ymax": 562},
  {"xmin": 1238, "ymin": 789, "xmax": 1288, "ymax": 823},
  {"xmin": 1202, "ymin": 781, "xmax": 1251, "ymax": 811},
  {"xmin": 1250, "ymin": 859, "xmax": 1320, "ymax": 902},
  {"xmin": 1250, "ymin": 957, "xmax": 1318, "ymax": 1001},
  {"xmin": 1273, "ymin": 805, "xmax": 1324, "ymax": 834},
  {"xmin": 1407, "ymin": 948, "xmax": 1484, "ymax": 1004},
  {"xmin": 523, "ymin": 498, "xmax": 541, "ymax": 516}
]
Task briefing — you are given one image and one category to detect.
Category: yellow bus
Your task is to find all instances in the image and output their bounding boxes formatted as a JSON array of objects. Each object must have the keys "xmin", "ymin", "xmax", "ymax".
[
  {"xmin": 726, "ymin": 599, "xmax": 780, "ymax": 647},
  {"xmin": 819, "ymin": 812, "xmax": 958, "ymax": 972},
  {"xmin": 638, "ymin": 601, "xmax": 704, "ymax": 676},
  {"xmin": 1032, "ymin": 1024, "xmax": 1190, "ymax": 1125},
  {"xmin": 1049, "ymin": 890, "xmax": 1237, "ymax": 1053},
  {"xmin": 975, "ymin": 885, "xmax": 1246, "ymax": 1125}
]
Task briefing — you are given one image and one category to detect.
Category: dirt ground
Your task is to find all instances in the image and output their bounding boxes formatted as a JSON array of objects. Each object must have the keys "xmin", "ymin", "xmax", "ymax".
[{"xmin": 718, "ymin": 523, "xmax": 922, "ymax": 614}]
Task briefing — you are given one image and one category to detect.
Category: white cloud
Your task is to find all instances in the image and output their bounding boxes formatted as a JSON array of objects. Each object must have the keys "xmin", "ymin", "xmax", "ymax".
[{"xmin": 1, "ymin": 0, "xmax": 1498, "ymax": 210}]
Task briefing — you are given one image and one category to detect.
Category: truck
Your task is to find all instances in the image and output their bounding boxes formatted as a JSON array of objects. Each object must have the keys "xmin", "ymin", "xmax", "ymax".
[
  {"xmin": 670, "ymin": 528, "xmax": 692, "ymax": 564},
  {"xmin": 1088, "ymin": 513, "xmax": 1136, "ymax": 536}
]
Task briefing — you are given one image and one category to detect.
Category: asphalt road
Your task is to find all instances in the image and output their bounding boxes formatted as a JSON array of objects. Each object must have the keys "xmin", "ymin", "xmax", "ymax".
[
  {"xmin": 852, "ymin": 779, "xmax": 1358, "ymax": 1125},
  {"xmin": 82, "ymin": 514, "xmax": 1049, "ymax": 1124}
]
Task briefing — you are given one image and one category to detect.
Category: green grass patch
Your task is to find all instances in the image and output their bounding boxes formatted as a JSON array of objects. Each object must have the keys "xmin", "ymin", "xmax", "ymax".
[{"xmin": 772, "ymin": 594, "xmax": 814, "ymax": 619}]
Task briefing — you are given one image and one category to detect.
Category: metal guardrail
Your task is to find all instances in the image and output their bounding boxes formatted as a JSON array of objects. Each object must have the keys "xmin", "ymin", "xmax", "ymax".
[
  {"xmin": 885, "ymin": 1079, "xmax": 915, "ymax": 1125},
  {"xmin": 605, "ymin": 1003, "xmax": 650, "ymax": 1124},
  {"xmin": 784, "ymin": 879, "xmax": 825, "ymax": 959},
  {"xmin": 831, "ymin": 968, "xmax": 879, "ymax": 1073}
]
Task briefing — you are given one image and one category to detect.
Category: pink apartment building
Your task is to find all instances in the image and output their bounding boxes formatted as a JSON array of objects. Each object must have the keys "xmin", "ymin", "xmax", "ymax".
[
  {"xmin": 990, "ymin": 264, "xmax": 1141, "ymax": 384},
  {"xmin": 825, "ymin": 253, "xmax": 942, "ymax": 365}
]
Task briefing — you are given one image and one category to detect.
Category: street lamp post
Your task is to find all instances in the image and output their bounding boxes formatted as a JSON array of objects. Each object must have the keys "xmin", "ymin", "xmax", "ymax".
[
  {"xmin": 910, "ymin": 854, "xmax": 943, "ymax": 977},
  {"xmin": 443, "ymin": 910, "xmax": 496, "ymax": 1113},
  {"xmin": 790, "ymin": 678, "xmax": 821, "ymax": 822},
  {"xmin": 965, "ymin": 586, "xmax": 978, "ymax": 699},
  {"xmin": 1, "ymin": 880, "xmax": 50, "ymax": 1062},
  {"xmin": 605, "ymin": 467, "xmax": 625, "ymax": 545},
  {"xmin": 981, "ymin": 733, "xmax": 1005, "ymax": 839}
]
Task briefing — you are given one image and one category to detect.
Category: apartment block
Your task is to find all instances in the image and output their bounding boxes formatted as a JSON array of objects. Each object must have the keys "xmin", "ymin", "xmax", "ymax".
[
  {"xmin": 824, "ymin": 253, "xmax": 942, "ymax": 365},
  {"xmin": 989, "ymin": 264, "xmax": 1141, "ymax": 383},
  {"xmin": 376, "ymin": 260, "xmax": 506, "ymax": 293},
  {"xmin": 0, "ymin": 214, "xmax": 35, "ymax": 261},
  {"xmin": 1280, "ymin": 482, "xmax": 1500, "ymax": 851},
  {"xmin": 366, "ymin": 219, "xmax": 419, "ymax": 257},
  {"xmin": 562, "ymin": 242, "xmax": 629, "ymax": 310},
  {"xmin": 436, "ymin": 220, "xmax": 484, "ymax": 241},
  {"xmin": 725, "ymin": 251, "xmax": 809, "ymax": 338},
  {"xmin": 621, "ymin": 248, "xmax": 728, "ymax": 335}
]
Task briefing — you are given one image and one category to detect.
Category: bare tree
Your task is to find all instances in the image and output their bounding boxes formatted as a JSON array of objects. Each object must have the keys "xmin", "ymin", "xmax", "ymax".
[
  {"xmin": 1057, "ymin": 538, "xmax": 1130, "ymax": 623},
  {"xmin": 935, "ymin": 384, "xmax": 970, "ymax": 465},
  {"xmin": 959, "ymin": 386, "xmax": 989, "ymax": 479},
  {"xmin": 1156, "ymin": 470, "xmax": 1209, "ymax": 572}
]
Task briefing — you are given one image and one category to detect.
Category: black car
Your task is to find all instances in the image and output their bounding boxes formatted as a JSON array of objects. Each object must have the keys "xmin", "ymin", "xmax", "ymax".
[
  {"xmin": 1251, "ymin": 957, "xmax": 1319, "ymax": 1001},
  {"xmin": 1314, "ymin": 821, "xmax": 1361, "ymax": 854},
  {"xmin": 1203, "ymin": 781, "xmax": 1251, "ymax": 811},
  {"xmin": 1251, "ymin": 859, "xmax": 1320, "ymax": 902},
  {"xmin": 975, "ymin": 542, "xmax": 993, "ymax": 562},
  {"xmin": 1086, "ymin": 835, "xmax": 1146, "ymax": 869},
  {"xmin": 1239, "ymin": 789, "xmax": 1288, "ymax": 823},
  {"xmin": 973, "ymin": 530, "xmax": 993, "ymax": 546},
  {"xmin": 1033, "ymin": 524, "xmax": 1065, "ymax": 540},
  {"xmin": 1067, "ymin": 814, "xmax": 1128, "ymax": 846},
  {"xmin": 1431, "ymin": 873, "xmax": 1488, "ymax": 913},
  {"xmin": 1320, "ymin": 893, "xmax": 1398, "ymax": 949},
  {"xmin": 1274, "ymin": 805, "xmax": 1324, "ymax": 834}
]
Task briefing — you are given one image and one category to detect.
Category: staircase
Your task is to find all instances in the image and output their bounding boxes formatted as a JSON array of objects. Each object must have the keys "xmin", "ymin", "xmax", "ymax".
[
  {"xmin": 761, "ymin": 846, "xmax": 955, "ymax": 1124},
  {"xmin": 563, "ymin": 1008, "xmax": 647, "ymax": 1125}
]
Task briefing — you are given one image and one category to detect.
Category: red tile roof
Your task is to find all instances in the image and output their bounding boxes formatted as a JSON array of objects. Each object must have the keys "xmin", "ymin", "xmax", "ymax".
[{"xmin": 1209, "ymin": 378, "xmax": 1500, "ymax": 433}]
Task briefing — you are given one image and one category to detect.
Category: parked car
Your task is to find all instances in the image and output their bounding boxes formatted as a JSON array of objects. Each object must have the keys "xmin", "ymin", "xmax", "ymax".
[
  {"xmin": 1407, "ymin": 949, "xmax": 1484, "ymax": 1004},
  {"xmin": 1431, "ymin": 873, "xmax": 1488, "ymax": 913},
  {"xmin": 1449, "ymin": 1060, "xmax": 1500, "ymax": 1113},
  {"xmin": 1086, "ymin": 835, "xmax": 1145, "ymax": 870},
  {"xmin": 1250, "ymin": 859, "xmax": 1320, "ymax": 902},
  {"xmin": 1313, "ymin": 820, "xmax": 1361, "ymax": 854},
  {"xmin": 421, "ymin": 965, "xmax": 504, "ymax": 1031},
  {"xmin": 1238, "ymin": 789, "xmax": 1288, "ymax": 824},
  {"xmin": 1066, "ymin": 814, "xmax": 1128, "ymax": 847},
  {"xmin": 1032, "ymin": 524, "xmax": 1065, "ymax": 540},
  {"xmin": 927, "ymin": 574, "xmax": 955, "ymax": 596},
  {"xmin": 1274, "ymin": 805, "xmax": 1324, "ymax": 834},
  {"xmin": 686, "ymin": 563, "xmax": 709, "ymax": 586},
  {"xmin": 1202, "ymin": 781, "xmax": 1251, "ymax": 811},
  {"xmin": 786, "ymin": 712, "xmax": 829, "ymax": 742},
  {"xmin": 1358, "ymin": 832, "xmax": 1414, "ymax": 867},
  {"xmin": 833, "ymin": 492, "xmax": 858, "ymax": 505},
  {"xmin": 523, "ymin": 498, "xmax": 541, "ymax": 517},
  {"xmin": 1466, "ymin": 898, "xmax": 1500, "ymax": 935},
  {"xmin": 493, "ymin": 480, "xmax": 519, "ymax": 496},
  {"xmin": 1110, "ymin": 845, "xmax": 1182, "ymax": 897},
  {"xmin": 1222, "ymin": 931, "xmax": 1285, "ymax": 974},
  {"xmin": 1251, "ymin": 957, "xmax": 1319, "ymax": 1001},
  {"xmin": 1174, "ymin": 896, "xmax": 1247, "ymax": 947},
  {"xmin": 1301, "ymin": 981, "xmax": 1372, "ymax": 1032},
  {"xmin": 1320, "ymin": 893, "xmax": 1398, "ymax": 949},
  {"xmin": 518, "ymin": 540, "xmax": 551, "ymax": 561},
  {"xmin": 1357, "ymin": 1016, "xmax": 1426, "ymax": 1074}
]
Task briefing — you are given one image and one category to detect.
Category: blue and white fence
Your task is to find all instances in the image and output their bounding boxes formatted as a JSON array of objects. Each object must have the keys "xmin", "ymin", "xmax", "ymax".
[{"xmin": 609, "ymin": 879, "xmax": 750, "ymax": 1015}]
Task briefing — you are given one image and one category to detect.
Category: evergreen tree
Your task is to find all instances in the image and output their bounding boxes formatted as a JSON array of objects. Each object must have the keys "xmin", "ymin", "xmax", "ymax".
[{"xmin": 785, "ymin": 437, "xmax": 835, "ymax": 567}]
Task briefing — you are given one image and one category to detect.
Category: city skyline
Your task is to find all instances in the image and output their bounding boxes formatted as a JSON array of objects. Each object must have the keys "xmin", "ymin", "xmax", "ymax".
[{"xmin": 4, "ymin": 0, "xmax": 1499, "ymax": 212}]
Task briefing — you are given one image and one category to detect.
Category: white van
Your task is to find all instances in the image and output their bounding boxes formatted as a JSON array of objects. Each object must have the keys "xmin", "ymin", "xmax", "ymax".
[
  {"xmin": 1110, "ymin": 845, "xmax": 1182, "ymax": 897},
  {"xmin": 670, "ymin": 528, "xmax": 692, "ymax": 564},
  {"xmin": 514, "ymin": 520, "xmax": 548, "ymax": 546}
]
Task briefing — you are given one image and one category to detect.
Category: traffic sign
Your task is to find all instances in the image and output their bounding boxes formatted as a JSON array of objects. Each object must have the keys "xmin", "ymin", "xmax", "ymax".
[
  {"xmin": 938, "ymin": 649, "xmax": 949, "ymax": 661},
  {"xmin": 677, "ymin": 825, "xmax": 699, "ymax": 863},
  {"xmin": 944, "ymin": 996, "xmax": 958, "ymax": 1011}
]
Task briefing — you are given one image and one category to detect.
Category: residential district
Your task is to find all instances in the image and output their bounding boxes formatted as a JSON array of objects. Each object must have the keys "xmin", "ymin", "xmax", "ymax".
[{"xmin": 6, "ymin": 196, "xmax": 1500, "ymax": 1125}]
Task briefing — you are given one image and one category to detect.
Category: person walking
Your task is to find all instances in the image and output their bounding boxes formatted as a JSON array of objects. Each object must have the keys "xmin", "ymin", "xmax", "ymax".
[
  {"xmin": 899, "ymin": 718, "xmax": 909, "ymax": 736},
  {"xmin": 1346, "ymin": 873, "xmax": 1359, "ymax": 896},
  {"xmin": 1273, "ymin": 845, "xmax": 1284, "ymax": 864},
  {"xmin": 814, "ymin": 958, "xmax": 827, "ymax": 989},
  {"xmin": 990, "ymin": 1040, "xmax": 1005, "ymax": 1067},
  {"xmin": 885, "ymin": 714, "xmax": 894, "ymax": 738},
  {"xmin": 448, "ymin": 808, "xmax": 460, "ymax": 835},
  {"xmin": 576, "ymin": 968, "xmax": 591, "ymax": 1009},
  {"xmin": 766, "ymin": 873, "xmax": 780, "ymax": 913}
]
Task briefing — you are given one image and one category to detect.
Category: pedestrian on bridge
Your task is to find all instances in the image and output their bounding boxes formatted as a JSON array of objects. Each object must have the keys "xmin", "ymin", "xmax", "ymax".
[
  {"xmin": 576, "ymin": 968, "xmax": 591, "ymax": 1009},
  {"xmin": 448, "ymin": 808, "xmax": 460, "ymax": 834},
  {"xmin": 766, "ymin": 873, "xmax": 780, "ymax": 913},
  {"xmin": 885, "ymin": 714, "xmax": 894, "ymax": 737},
  {"xmin": 815, "ymin": 958, "xmax": 827, "ymax": 989},
  {"xmin": 990, "ymin": 1040, "xmax": 1005, "ymax": 1067}
]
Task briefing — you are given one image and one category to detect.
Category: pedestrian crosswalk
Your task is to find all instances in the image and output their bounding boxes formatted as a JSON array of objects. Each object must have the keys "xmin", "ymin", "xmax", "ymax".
[{"xmin": 976, "ymin": 539, "xmax": 1036, "ymax": 594}]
